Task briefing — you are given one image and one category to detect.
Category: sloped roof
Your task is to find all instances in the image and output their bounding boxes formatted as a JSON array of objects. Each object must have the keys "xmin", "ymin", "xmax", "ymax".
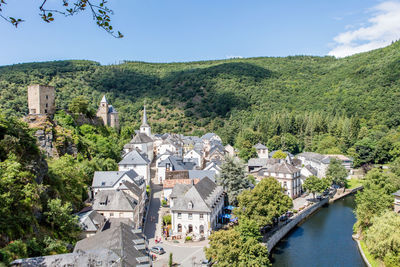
[
  {"xmin": 92, "ymin": 170, "xmax": 139, "ymax": 188},
  {"xmin": 130, "ymin": 132, "xmax": 153, "ymax": 144},
  {"xmin": 170, "ymin": 177, "xmax": 224, "ymax": 213},
  {"xmin": 108, "ymin": 105, "xmax": 118, "ymax": 114},
  {"xmin": 304, "ymin": 164, "xmax": 318, "ymax": 176},
  {"xmin": 119, "ymin": 149, "xmax": 150, "ymax": 165},
  {"xmin": 74, "ymin": 222, "xmax": 150, "ymax": 267},
  {"xmin": 163, "ymin": 179, "xmax": 200, "ymax": 189},
  {"xmin": 254, "ymin": 143, "xmax": 267, "ymax": 149},
  {"xmin": 248, "ymin": 158, "xmax": 280, "ymax": 167},
  {"xmin": 201, "ymin": 133, "xmax": 219, "ymax": 140},
  {"xmin": 158, "ymin": 156, "xmax": 195, "ymax": 170},
  {"xmin": 297, "ymin": 152, "xmax": 330, "ymax": 164},
  {"xmin": 101, "ymin": 95, "xmax": 108, "ymax": 103},
  {"xmin": 93, "ymin": 190, "xmax": 137, "ymax": 212},
  {"xmin": 77, "ymin": 210, "xmax": 106, "ymax": 232},
  {"xmin": 170, "ymin": 184, "xmax": 192, "ymax": 198},
  {"xmin": 267, "ymin": 162, "xmax": 299, "ymax": 174},
  {"xmin": 188, "ymin": 170, "xmax": 216, "ymax": 181},
  {"xmin": 11, "ymin": 249, "xmax": 120, "ymax": 267}
]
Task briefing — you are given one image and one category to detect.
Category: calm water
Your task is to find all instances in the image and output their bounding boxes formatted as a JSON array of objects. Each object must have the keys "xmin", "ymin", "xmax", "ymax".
[{"xmin": 271, "ymin": 195, "xmax": 366, "ymax": 267}]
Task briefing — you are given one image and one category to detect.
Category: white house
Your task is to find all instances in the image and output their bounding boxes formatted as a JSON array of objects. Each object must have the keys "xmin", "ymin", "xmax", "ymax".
[
  {"xmin": 203, "ymin": 161, "xmax": 222, "ymax": 176},
  {"xmin": 91, "ymin": 170, "xmax": 142, "ymax": 197},
  {"xmin": 296, "ymin": 152, "xmax": 330, "ymax": 178},
  {"xmin": 118, "ymin": 149, "xmax": 151, "ymax": 184},
  {"xmin": 184, "ymin": 149, "xmax": 203, "ymax": 168},
  {"xmin": 259, "ymin": 162, "xmax": 302, "ymax": 199},
  {"xmin": 170, "ymin": 177, "xmax": 224, "ymax": 238}
]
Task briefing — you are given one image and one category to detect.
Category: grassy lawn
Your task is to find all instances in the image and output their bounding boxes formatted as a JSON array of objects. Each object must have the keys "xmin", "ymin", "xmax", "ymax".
[
  {"xmin": 360, "ymin": 240, "xmax": 381, "ymax": 267},
  {"xmin": 346, "ymin": 178, "xmax": 363, "ymax": 190}
]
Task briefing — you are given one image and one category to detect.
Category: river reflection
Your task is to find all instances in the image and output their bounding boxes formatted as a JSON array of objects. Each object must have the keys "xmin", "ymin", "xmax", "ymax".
[{"xmin": 271, "ymin": 195, "xmax": 366, "ymax": 267}]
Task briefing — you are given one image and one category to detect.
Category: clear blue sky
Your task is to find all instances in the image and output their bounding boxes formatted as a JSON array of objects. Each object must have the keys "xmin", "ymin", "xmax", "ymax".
[{"xmin": 1, "ymin": 0, "xmax": 399, "ymax": 66}]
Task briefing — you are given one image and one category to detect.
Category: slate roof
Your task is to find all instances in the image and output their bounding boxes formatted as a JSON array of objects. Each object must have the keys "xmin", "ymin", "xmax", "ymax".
[
  {"xmin": 92, "ymin": 190, "xmax": 137, "ymax": 212},
  {"xmin": 92, "ymin": 170, "xmax": 139, "ymax": 188},
  {"xmin": 267, "ymin": 162, "xmax": 299, "ymax": 174},
  {"xmin": 201, "ymin": 133, "xmax": 219, "ymax": 141},
  {"xmin": 74, "ymin": 222, "xmax": 150, "ymax": 267},
  {"xmin": 123, "ymin": 180, "xmax": 144, "ymax": 200},
  {"xmin": 10, "ymin": 249, "xmax": 120, "ymax": 267},
  {"xmin": 130, "ymin": 132, "xmax": 153, "ymax": 144},
  {"xmin": 304, "ymin": 164, "xmax": 318, "ymax": 176},
  {"xmin": 248, "ymin": 158, "xmax": 280, "ymax": 167},
  {"xmin": 296, "ymin": 152, "xmax": 331, "ymax": 164},
  {"xmin": 77, "ymin": 210, "xmax": 106, "ymax": 232},
  {"xmin": 188, "ymin": 170, "xmax": 216, "ymax": 181},
  {"xmin": 119, "ymin": 149, "xmax": 150, "ymax": 165},
  {"xmin": 209, "ymin": 144, "xmax": 225, "ymax": 156},
  {"xmin": 254, "ymin": 143, "xmax": 267, "ymax": 149},
  {"xmin": 101, "ymin": 95, "xmax": 108, "ymax": 103},
  {"xmin": 108, "ymin": 105, "xmax": 118, "ymax": 114},
  {"xmin": 170, "ymin": 177, "xmax": 224, "ymax": 213},
  {"xmin": 158, "ymin": 156, "xmax": 196, "ymax": 170}
]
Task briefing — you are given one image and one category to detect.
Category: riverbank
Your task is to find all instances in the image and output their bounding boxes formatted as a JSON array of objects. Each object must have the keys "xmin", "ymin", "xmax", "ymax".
[
  {"xmin": 330, "ymin": 185, "xmax": 363, "ymax": 203},
  {"xmin": 271, "ymin": 195, "xmax": 365, "ymax": 266}
]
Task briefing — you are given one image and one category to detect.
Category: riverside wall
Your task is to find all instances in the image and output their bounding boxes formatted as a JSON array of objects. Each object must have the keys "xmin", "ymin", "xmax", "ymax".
[{"xmin": 265, "ymin": 197, "xmax": 329, "ymax": 253}]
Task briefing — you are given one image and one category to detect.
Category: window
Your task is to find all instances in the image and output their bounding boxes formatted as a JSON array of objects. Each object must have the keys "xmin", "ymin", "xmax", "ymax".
[
  {"xmin": 110, "ymin": 213, "xmax": 114, "ymax": 217},
  {"xmin": 119, "ymin": 212, "xmax": 123, "ymax": 217},
  {"xmin": 177, "ymin": 213, "xmax": 182, "ymax": 219},
  {"xmin": 177, "ymin": 224, "xmax": 182, "ymax": 232},
  {"xmin": 200, "ymin": 214, "xmax": 204, "ymax": 220},
  {"xmin": 188, "ymin": 201, "xmax": 193, "ymax": 209},
  {"xmin": 44, "ymin": 109, "xmax": 48, "ymax": 113},
  {"xmin": 101, "ymin": 182, "xmax": 106, "ymax": 186},
  {"xmin": 188, "ymin": 213, "xmax": 193, "ymax": 220},
  {"xmin": 46, "ymin": 95, "xmax": 48, "ymax": 99},
  {"xmin": 45, "ymin": 103, "xmax": 48, "ymax": 108}
]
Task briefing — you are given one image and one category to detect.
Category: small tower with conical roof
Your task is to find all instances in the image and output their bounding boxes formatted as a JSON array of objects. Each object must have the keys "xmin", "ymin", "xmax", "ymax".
[
  {"xmin": 96, "ymin": 95, "xmax": 119, "ymax": 129},
  {"xmin": 140, "ymin": 104, "xmax": 151, "ymax": 137}
]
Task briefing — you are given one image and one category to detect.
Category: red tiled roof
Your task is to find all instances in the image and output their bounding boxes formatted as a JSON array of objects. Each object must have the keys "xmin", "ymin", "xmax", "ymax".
[{"xmin": 163, "ymin": 179, "xmax": 200, "ymax": 189}]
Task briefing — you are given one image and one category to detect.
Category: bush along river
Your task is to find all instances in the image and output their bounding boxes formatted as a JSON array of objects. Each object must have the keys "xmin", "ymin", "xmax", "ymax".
[{"xmin": 271, "ymin": 195, "xmax": 366, "ymax": 267}]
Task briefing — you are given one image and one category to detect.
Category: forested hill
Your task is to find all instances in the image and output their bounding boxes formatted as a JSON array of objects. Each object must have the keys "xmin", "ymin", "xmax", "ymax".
[{"xmin": 1, "ymin": 41, "xmax": 400, "ymax": 152}]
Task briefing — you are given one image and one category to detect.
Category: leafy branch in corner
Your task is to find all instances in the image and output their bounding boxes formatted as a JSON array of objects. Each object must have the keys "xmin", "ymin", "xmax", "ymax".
[{"xmin": 0, "ymin": 0, "xmax": 123, "ymax": 38}]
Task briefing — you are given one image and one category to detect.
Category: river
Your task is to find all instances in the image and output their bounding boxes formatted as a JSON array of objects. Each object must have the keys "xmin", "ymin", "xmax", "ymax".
[{"xmin": 271, "ymin": 195, "xmax": 366, "ymax": 267}]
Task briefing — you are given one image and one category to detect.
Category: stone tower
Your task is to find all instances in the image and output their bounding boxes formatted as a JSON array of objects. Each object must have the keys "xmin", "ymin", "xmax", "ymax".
[
  {"xmin": 140, "ymin": 105, "xmax": 151, "ymax": 137},
  {"xmin": 27, "ymin": 84, "xmax": 56, "ymax": 115},
  {"xmin": 96, "ymin": 95, "xmax": 119, "ymax": 129}
]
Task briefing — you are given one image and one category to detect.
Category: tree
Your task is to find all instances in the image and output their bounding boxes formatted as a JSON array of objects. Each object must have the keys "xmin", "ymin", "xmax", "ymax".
[
  {"xmin": 44, "ymin": 198, "xmax": 79, "ymax": 241},
  {"xmin": 0, "ymin": 0, "xmax": 123, "ymax": 37},
  {"xmin": 302, "ymin": 176, "xmax": 330, "ymax": 199},
  {"xmin": 272, "ymin": 150, "xmax": 287, "ymax": 159},
  {"xmin": 217, "ymin": 157, "xmax": 250, "ymax": 205},
  {"xmin": 205, "ymin": 228, "xmax": 271, "ymax": 267},
  {"xmin": 68, "ymin": 96, "xmax": 90, "ymax": 115},
  {"xmin": 235, "ymin": 177, "xmax": 292, "ymax": 228},
  {"xmin": 236, "ymin": 218, "xmax": 261, "ymax": 242},
  {"xmin": 353, "ymin": 138, "xmax": 376, "ymax": 167},
  {"xmin": 237, "ymin": 140, "xmax": 257, "ymax": 161},
  {"xmin": 326, "ymin": 157, "xmax": 348, "ymax": 188},
  {"xmin": 364, "ymin": 211, "xmax": 400, "ymax": 263}
]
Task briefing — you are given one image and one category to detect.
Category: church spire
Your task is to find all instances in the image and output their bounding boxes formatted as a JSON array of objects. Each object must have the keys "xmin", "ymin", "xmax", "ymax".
[
  {"xmin": 142, "ymin": 104, "xmax": 149, "ymax": 127},
  {"xmin": 100, "ymin": 95, "xmax": 108, "ymax": 103}
]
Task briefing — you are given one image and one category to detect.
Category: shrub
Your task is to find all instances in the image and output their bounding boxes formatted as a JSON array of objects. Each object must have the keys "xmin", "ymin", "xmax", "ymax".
[
  {"xmin": 163, "ymin": 215, "xmax": 171, "ymax": 225},
  {"xmin": 185, "ymin": 236, "xmax": 192, "ymax": 241}
]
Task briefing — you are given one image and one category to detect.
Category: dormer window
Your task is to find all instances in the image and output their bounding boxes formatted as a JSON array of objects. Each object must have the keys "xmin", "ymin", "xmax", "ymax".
[
  {"xmin": 188, "ymin": 201, "xmax": 193, "ymax": 209},
  {"xmin": 101, "ymin": 182, "xmax": 106, "ymax": 186}
]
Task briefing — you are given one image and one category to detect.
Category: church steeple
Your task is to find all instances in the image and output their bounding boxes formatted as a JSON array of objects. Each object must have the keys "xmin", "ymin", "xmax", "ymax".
[
  {"xmin": 142, "ymin": 104, "xmax": 149, "ymax": 127},
  {"xmin": 140, "ymin": 104, "xmax": 151, "ymax": 136},
  {"xmin": 100, "ymin": 95, "xmax": 108, "ymax": 103}
]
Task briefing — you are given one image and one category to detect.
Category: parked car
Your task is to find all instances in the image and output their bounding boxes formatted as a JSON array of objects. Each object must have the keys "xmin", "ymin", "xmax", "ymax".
[
  {"xmin": 286, "ymin": 211, "xmax": 294, "ymax": 218},
  {"xmin": 279, "ymin": 215, "xmax": 287, "ymax": 222},
  {"xmin": 150, "ymin": 246, "xmax": 165, "ymax": 255}
]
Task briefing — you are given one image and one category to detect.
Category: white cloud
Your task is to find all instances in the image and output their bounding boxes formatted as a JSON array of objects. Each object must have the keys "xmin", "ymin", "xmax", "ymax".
[{"xmin": 328, "ymin": 1, "xmax": 400, "ymax": 58}]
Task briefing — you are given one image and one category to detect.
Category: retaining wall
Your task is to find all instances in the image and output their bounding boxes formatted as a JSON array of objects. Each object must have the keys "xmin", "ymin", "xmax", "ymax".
[{"xmin": 265, "ymin": 197, "xmax": 329, "ymax": 253}]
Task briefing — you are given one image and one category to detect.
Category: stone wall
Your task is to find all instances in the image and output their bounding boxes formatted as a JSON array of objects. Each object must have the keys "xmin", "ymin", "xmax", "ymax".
[{"xmin": 265, "ymin": 197, "xmax": 329, "ymax": 253}]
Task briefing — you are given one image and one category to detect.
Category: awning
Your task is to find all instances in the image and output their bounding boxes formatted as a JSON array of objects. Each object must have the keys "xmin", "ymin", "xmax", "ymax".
[{"xmin": 224, "ymin": 205, "xmax": 235, "ymax": 210}]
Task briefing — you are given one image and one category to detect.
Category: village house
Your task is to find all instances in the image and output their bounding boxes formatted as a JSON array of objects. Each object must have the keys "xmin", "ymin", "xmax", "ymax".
[
  {"xmin": 255, "ymin": 161, "xmax": 302, "ymax": 199},
  {"xmin": 76, "ymin": 209, "xmax": 106, "ymax": 239},
  {"xmin": 296, "ymin": 152, "xmax": 331, "ymax": 178},
  {"xmin": 118, "ymin": 149, "xmax": 151, "ymax": 184},
  {"xmin": 203, "ymin": 160, "xmax": 222, "ymax": 176},
  {"xmin": 92, "ymin": 187, "xmax": 143, "ymax": 228},
  {"xmin": 91, "ymin": 170, "xmax": 144, "ymax": 197},
  {"xmin": 74, "ymin": 222, "xmax": 151, "ymax": 267},
  {"xmin": 224, "ymin": 144, "xmax": 237, "ymax": 157},
  {"xmin": 183, "ymin": 148, "xmax": 203, "ymax": 168},
  {"xmin": 157, "ymin": 155, "xmax": 196, "ymax": 183},
  {"xmin": 169, "ymin": 177, "xmax": 225, "ymax": 239}
]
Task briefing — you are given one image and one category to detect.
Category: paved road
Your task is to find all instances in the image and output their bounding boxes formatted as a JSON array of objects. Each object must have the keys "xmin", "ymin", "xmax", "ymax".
[{"xmin": 144, "ymin": 164, "xmax": 206, "ymax": 267}]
